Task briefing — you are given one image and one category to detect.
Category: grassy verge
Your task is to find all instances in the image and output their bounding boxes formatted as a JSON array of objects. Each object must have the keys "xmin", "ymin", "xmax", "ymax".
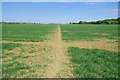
[{"xmin": 68, "ymin": 47, "xmax": 118, "ymax": 78}]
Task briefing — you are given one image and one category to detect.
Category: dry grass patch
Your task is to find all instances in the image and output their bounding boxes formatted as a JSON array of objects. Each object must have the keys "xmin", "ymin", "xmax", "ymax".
[{"xmin": 64, "ymin": 38, "xmax": 118, "ymax": 52}]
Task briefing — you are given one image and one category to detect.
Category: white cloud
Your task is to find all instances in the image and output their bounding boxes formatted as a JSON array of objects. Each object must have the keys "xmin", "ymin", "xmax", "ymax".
[{"xmin": 1, "ymin": 0, "xmax": 119, "ymax": 2}]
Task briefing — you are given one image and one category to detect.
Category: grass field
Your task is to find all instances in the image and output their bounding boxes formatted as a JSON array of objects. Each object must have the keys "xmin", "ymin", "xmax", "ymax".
[
  {"xmin": 61, "ymin": 24, "xmax": 118, "ymax": 41},
  {"xmin": 2, "ymin": 24, "xmax": 57, "ymax": 42},
  {"xmin": 2, "ymin": 24, "xmax": 119, "ymax": 78},
  {"xmin": 68, "ymin": 47, "xmax": 118, "ymax": 78}
]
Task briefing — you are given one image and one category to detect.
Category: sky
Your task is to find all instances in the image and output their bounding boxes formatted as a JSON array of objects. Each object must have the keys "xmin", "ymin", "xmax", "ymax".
[
  {"xmin": 1, "ymin": 0, "xmax": 119, "ymax": 2},
  {"xmin": 2, "ymin": 2, "xmax": 118, "ymax": 24}
]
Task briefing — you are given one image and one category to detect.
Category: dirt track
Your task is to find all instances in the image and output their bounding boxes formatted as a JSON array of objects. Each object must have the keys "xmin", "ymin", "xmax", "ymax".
[{"xmin": 45, "ymin": 24, "xmax": 68, "ymax": 77}]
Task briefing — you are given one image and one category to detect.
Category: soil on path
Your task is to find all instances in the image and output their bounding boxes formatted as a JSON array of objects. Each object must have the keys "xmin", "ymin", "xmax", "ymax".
[{"xmin": 44, "ymin": 24, "xmax": 73, "ymax": 78}]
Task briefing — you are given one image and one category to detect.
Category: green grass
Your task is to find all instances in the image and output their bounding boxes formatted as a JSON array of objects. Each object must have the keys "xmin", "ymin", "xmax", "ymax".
[
  {"xmin": 2, "ymin": 45, "xmax": 33, "ymax": 78},
  {"xmin": 0, "ymin": 23, "xmax": 2, "ymax": 40},
  {"xmin": 61, "ymin": 24, "xmax": 118, "ymax": 41},
  {"xmin": 68, "ymin": 47, "xmax": 118, "ymax": 78},
  {"xmin": 2, "ymin": 43, "xmax": 22, "ymax": 50},
  {"xmin": 2, "ymin": 43, "xmax": 32, "ymax": 78},
  {"xmin": 2, "ymin": 24, "xmax": 57, "ymax": 42},
  {"xmin": 2, "ymin": 52, "xmax": 14, "ymax": 58},
  {"xmin": 3, "ymin": 61, "xmax": 31, "ymax": 78},
  {"xmin": 12, "ymin": 55, "xmax": 29, "ymax": 60},
  {"xmin": 2, "ymin": 43, "xmax": 54, "ymax": 78}
]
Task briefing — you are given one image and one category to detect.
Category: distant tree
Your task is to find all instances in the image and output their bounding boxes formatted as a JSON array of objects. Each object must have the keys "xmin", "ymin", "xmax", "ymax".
[{"xmin": 78, "ymin": 21, "xmax": 83, "ymax": 24}]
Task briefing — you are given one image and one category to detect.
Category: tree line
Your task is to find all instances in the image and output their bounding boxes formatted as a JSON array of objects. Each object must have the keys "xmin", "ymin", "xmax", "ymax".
[
  {"xmin": 70, "ymin": 18, "xmax": 120, "ymax": 24},
  {"xmin": 1, "ymin": 18, "xmax": 120, "ymax": 24},
  {"xmin": 1, "ymin": 22, "xmax": 41, "ymax": 24}
]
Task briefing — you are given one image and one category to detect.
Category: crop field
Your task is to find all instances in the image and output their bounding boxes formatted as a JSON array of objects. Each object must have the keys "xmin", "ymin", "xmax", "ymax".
[
  {"xmin": 2, "ymin": 43, "xmax": 54, "ymax": 77},
  {"xmin": 2, "ymin": 24, "xmax": 119, "ymax": 78},
  {"xmin": 68, "ymin": 47, "xmax": 118, "ymax": 78},
  {"xmin": 2, "ymin": 24, "xmax": 57, "ymax": 42},
  {"xmin": 61, "ymin": 24, "xmax": 118, "ymax": 41}
]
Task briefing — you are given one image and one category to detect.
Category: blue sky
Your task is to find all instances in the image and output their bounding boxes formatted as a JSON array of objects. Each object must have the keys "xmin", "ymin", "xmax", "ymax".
[
  {"xmin": 2, "ymin": 0, "xmax": 119, "ymax": 2},
  {"xmin": 2, "ymin": 2, "xmax": 118, "ymax": 23},
  {"xmin": 0, "ymin": 2, "xmax": 1, "ymax": 21}
]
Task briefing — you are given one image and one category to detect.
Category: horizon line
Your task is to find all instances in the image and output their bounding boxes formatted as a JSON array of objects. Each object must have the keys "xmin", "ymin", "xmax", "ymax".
[{"xmin": 1, "ymin": 18, "xmax": 118, "ymax": 24}]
